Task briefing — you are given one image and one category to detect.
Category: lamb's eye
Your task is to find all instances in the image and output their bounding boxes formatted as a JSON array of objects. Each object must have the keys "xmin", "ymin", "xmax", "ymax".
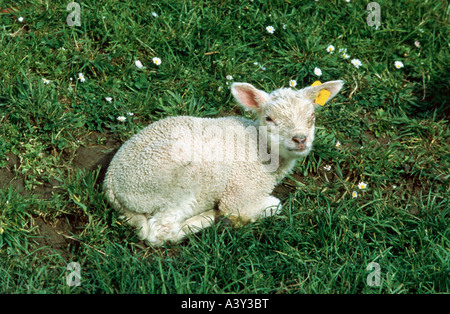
[{"xmin": 265, "ymin": 116, "xmax": 274, "ymax": 123}]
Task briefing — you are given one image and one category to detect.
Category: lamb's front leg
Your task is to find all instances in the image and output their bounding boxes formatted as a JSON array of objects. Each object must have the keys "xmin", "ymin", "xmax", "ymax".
[{"xmin": 220, "ymin": 195, "xmax": 282, "ymax": 227}]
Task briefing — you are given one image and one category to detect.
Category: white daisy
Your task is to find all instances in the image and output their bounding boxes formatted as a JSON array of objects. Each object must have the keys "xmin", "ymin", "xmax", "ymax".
[
  {"xmin": 42, "ymin": 78, "xmax": 50, "ymax": 84},
  {"xmin": 289, "ymin": 80, "xmax": 297, "ymax": 88},
  {"xmin": 151, "ymin": 12, "xmax": 158, "ymax": 18},
  {"xmin": 351, "ymin": 59, "xmax": 362, "ymax": 68},
  {"xmin": 335, "ymin": 140, "xmax": 341, "ymax": 148},
  {"xmin": 352, "ymin": 191, "xmax": 358, "ymax": 198},
  {"xmin": 314, "ymin": 67, "xmax": 322, "ymax": 76},
  {"xmin": 414, "ymin": 41, "xmax": 420, "ymax": 48},
  {"xmin": 127, "ymin": 112, "xmax": 134, "ymax": 116},
  {"xmin": 105, "ymin": 97, "xmax": 113, "ymax": 102},
  {"xmin": 226, "ymin": 75, "xmax": 233, "ymax": 80},
  {"xmin": 358, "ymin": 182, "xmax": 367, "ymax": 190},
  {"xmin": 339, "ymin": 48, "xmax": 350, "ymax": 59},
  {"xmin": 152, "ymin": 57, "xmax": 162, "ymax": 66},
  {"xmin": 266, "ymin": 26, "xmax": 275, "ymax": 34},
  {"xmin": 135, "ymin": 60, "xmax": 144, "ymax": 69},
  {"xmin": 394, "ymin": 61, "xmax": 404, "ymax": 69},
  {"xmin": 117, "ymin": 116, "xmax": 126, "ymax": 122},
  {"xmin": 326, "ymin": 45, "xmax": 335, "ymax": 53},
  {"xmin": 324, "ymin": 165, "xmax": 331, "ymax": 171},
  {"xmin": 18, "ymin": 17, "xmax": 24, "ymax": 22},
  {"xmin": 78, "ymin": 72, "xmax": 85, "ymax": 82}
]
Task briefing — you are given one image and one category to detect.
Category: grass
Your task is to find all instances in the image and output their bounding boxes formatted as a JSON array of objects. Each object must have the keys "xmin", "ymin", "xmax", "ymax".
[{"xmin": 0, "ymin": 0, "xmax": 448, "ymax": 294}]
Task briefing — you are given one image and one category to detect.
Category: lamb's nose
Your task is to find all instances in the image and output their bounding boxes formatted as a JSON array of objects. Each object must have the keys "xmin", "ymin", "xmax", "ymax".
[{"xmin": 292, "ymin": 135, "xmax": 307, "ymax": 146}]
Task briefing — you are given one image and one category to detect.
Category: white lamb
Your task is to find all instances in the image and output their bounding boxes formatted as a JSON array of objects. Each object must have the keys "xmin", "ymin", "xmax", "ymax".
[{"xmin": 103, "ymin": 80, "xmax": 344, "ymax": 246}]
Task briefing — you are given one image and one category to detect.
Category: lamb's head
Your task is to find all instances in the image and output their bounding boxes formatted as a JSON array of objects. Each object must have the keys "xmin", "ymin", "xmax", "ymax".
[{"xmin": 231, "ymin": 80, "xmax": 344, "ymax": 160}]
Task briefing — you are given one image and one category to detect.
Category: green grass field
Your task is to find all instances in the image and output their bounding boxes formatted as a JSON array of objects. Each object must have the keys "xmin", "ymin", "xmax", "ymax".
[{"xmin": 0, "ymin": 0, "xmax": 448, "ymax": 294}]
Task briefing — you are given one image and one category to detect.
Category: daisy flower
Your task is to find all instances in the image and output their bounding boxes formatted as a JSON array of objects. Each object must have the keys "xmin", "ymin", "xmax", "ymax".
[
  {"xmin": 352, "ymin": 191, "xmax": 358, "ymax": 198},
  {"xmin": 351, "ymin": 59, "xmax": 362, "ymax": 68},
  {"xmin": 152, "ymin": 57, "xmax": 162, "ymax": 66},
  {"xmin": 135, "ymin": 60, "xmax": 144, "ymax": 69},
  {"xmin": 414, "ymin": 41, "xmax": 420, "ymax": 48},
  {"xmin": 226, "ymin": 75, "xmax": 233, "ymax": 80},
  {"xmin": 326, "ymin": 45, "xmax": 335, "ymax": 53},
  {"xmin": 105, "ymin": 97, "xmax": 113, "ymax": 102},
  {"xmin": 127, "ymin": 112, "xmax": 134, "ymax": 116},
  {"xmin": 18, "ymin": 17, "xmax": 24, "ymax": 22},
  {"xmin": 289, "ymin": 80, "xmax": 297, "ymax": 88},
  {"xmin": 339, "ymin": 48, "xmax": 350, "ymax": 59},
  {"xmin": 358, "ymin": 182, "xmax": 367, "ymax": 190},
  {"xmin": 42, "ymin": 78, "xmax": 50, "ymax": 84},
  {"xmin": 394, "ymin": 61, "xmax": 404, "ymax": 69},
  {"xmin": 151, "ymin": 12, "xmax": 158, "ymax": 18},
  {"xmin": 266, "ymin": 26, "xmax": 275, "ymax": 34},
  {"xmin": 117, "ymin": 116, "xmax": 126, "ymax": 122},
  {"xmin": 335, "ymin": 140, "xmax": 341, "ymax": 148},
  {"xmin": 324, "ymin": 164, "xmax": 331, "ymax": 171},
  {"xmin": 78, "ymin": 72, "xmax": 85, "ymax": 82},
  {"xmin": 314, "ymin": 67, "xmax": 322, "ymax": 76}
]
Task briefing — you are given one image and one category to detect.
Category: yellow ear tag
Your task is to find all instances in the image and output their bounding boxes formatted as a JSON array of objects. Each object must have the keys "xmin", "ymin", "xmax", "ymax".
[{"xmin": 311, "ymin": 81, "xmax": 331, "ymax": 106}]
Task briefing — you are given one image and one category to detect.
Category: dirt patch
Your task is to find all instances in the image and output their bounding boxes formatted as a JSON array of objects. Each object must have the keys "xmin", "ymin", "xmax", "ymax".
[
  {"xmin": 0, "ymin": 131, "xmax": 123, "ymax": 257},
  {"xmin": 31, "ymin": 216, "xmax": 76, "ymax": 259},
  {"xmin": 0, "ymin": 152, "xmax": 25, "ymax": 191},
  {"xmin": 71, "ymin": 132, "xmax": 122, "ymax": 184}
]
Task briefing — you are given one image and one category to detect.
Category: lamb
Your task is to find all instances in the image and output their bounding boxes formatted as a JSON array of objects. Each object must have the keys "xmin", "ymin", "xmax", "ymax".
[{"xmin": 103, "ymin": 80, "xmax": 344, "ymax": 246}]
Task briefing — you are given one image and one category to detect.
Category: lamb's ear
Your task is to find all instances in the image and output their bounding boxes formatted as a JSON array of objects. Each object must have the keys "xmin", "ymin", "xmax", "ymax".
[
  {"xmin": 231, "ymin": 83, "xmax": 270, "ymax": 111},
  {"xmin": 302, "ymin": 80, "xmax": 344, "ymax": 106}
]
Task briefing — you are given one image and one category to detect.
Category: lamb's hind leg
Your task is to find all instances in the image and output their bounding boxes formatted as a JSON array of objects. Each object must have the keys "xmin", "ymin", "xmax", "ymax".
[
  {"xmin": 145, "ymin": 209, "xmax": 217, "ymax": 246},
  {"xmin": 179, "ymin": 209, "xmax": 217, "ymax": 239},
  {"xmin": 120, "ymin": 211, "xmax": 150, "ymax": 240},
  {"xmin": 144, "ymin": 195, "xmax": 217, "ymax": 246}
]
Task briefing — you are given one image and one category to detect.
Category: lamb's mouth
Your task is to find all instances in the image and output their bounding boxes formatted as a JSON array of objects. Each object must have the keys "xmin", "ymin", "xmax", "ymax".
[{"xmin": 287, "ymin": 146, "xmax": 310, "ymax": 155}]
